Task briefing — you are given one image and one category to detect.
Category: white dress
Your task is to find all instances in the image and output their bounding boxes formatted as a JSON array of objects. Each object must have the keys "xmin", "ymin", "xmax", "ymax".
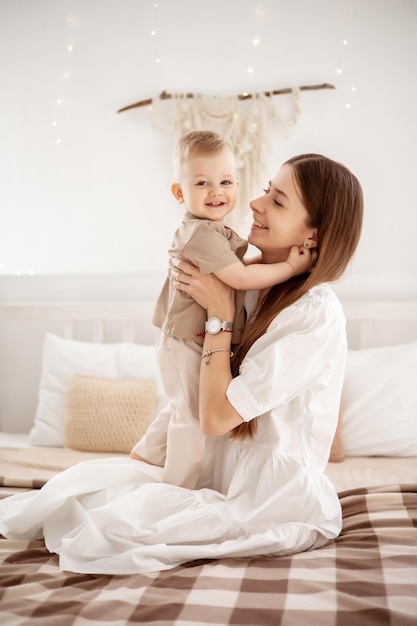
[{"xmin": 0, "ymin": 285, "xmax": 346, "ymax": 575}]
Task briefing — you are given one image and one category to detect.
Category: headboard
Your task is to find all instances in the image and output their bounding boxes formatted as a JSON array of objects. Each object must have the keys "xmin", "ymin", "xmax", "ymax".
[
  {"xmin": 0, "ymin": 300, "xmax": 416, "ymax": 434},
  {"xmin": 343, "ymin": 300, "xmax": 417, "ymax": 349}
]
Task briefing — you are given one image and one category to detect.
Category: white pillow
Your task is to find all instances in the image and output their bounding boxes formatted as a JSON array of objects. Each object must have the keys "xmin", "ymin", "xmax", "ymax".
[
  {"xmin": 29, "ymin": 333, "xmax": 165, "ymax": 447},
  {"xmin": 341, "ymin": 341, "xmax": 417, "ymax": 456}
]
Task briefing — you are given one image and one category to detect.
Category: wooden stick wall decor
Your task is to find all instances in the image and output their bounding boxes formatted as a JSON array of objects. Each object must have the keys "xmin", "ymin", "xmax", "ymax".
[{"xmin": 117, "ymin": 83, "xmax": 335, "ymax": 113}]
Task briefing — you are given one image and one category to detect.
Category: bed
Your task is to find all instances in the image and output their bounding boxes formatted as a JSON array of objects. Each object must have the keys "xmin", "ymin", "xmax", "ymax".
[{"xmin": 0, "ymin": 298, "xmax": 416, "ymax": 626}]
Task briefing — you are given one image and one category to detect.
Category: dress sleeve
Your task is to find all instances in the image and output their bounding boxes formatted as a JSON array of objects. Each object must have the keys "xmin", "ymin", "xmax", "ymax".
[{"xmin": 226, "ymin": 292, "xmax": 347, "ymax": 422}]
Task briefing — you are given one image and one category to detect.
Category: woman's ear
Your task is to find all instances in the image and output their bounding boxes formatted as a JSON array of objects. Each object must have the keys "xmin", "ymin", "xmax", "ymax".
[
  {"xmin": 171, "ymin": 183, "xmax": 184, "ymax": 203},
  {"xmin": 304, "ymin": 231, "xmax": 318, "ymax": 249}
]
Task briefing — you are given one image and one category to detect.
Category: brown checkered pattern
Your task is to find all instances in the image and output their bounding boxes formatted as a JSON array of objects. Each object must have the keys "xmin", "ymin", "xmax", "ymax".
[{"xmin": 1, "ymin": 484, "xmax": 416, "ymax": 626}]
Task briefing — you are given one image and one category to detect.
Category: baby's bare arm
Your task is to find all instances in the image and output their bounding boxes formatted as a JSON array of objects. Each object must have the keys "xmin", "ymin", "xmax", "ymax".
[{"xmin": 215, "ymin": 246, "xmax": 313, "ymax": 289}]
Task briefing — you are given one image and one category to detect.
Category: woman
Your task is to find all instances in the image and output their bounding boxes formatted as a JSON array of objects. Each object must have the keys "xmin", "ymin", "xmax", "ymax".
[{"xmin": 0, "ymin": 153, "xmax": 363, "ymax": 575}]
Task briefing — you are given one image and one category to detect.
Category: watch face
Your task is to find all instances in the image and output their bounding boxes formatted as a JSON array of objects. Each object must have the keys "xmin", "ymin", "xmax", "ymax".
[{"xmin": 206, "ymin": 317, "xmax": 221, "ymax": 334}]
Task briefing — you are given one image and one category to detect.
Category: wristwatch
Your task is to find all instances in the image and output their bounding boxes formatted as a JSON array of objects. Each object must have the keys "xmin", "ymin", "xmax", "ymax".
[{"xmin": 205, "ymin": 317, "xmax": 234, "ymax": 335}]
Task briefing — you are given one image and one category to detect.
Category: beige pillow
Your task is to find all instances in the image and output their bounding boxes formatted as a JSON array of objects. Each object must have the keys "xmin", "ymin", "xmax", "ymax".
[
  {"xmin": 65, "ymin": 374, "xmax": 157, "ymax": 453},
  {"xmin": 329, "ymin": 408, "xmax": 345, "ymax": 462}
]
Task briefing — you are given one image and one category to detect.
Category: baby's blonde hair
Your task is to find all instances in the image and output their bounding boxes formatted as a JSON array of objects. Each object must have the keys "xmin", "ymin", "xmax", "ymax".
[{"xmin": 173, "ymin": 130, "xmax": 232, "ymax": 179}]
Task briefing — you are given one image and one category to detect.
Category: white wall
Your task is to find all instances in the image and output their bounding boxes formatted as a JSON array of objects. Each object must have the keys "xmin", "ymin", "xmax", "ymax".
[{"xmin": 1, "ymin": 0, "xmax": 416, "ymax": 300}]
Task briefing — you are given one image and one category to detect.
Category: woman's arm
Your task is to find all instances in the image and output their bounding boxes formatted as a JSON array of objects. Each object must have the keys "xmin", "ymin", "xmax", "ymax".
[{"xmin": 173, "ymin": 259, "xmax": 245, "ymax": 436}]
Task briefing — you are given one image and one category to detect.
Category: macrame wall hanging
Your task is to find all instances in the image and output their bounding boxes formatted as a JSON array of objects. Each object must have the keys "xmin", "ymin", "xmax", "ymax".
[{"xmin": 118, "ymin": 83, "xmax": 334, "ymax": 232}]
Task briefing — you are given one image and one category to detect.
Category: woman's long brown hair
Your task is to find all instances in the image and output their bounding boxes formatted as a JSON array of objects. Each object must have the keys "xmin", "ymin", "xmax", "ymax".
[{"xmin": 230, "ymin": 153, "xmax": 364, "ymax": 440}]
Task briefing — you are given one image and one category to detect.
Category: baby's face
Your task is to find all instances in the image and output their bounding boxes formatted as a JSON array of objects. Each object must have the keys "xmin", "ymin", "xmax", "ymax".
[{"xmin": 175, "ymin": 147, "xmax": 239, "ymax": 222}]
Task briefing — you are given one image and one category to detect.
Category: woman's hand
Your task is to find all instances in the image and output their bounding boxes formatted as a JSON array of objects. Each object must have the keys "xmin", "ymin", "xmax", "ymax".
[{"xmin": 172, "ymin": 258, "xmax": 235, "ymax": 320}]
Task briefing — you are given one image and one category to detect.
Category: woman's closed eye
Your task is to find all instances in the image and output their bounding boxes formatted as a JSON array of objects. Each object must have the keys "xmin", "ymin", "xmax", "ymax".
[{"xmin": 263, "ymin": 187, "xmax": 283, "ymax": 207}]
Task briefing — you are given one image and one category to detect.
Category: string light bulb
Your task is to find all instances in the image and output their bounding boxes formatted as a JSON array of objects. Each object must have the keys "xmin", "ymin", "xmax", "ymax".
[
  {"xmin": 52, "ymin": 13, "xmax": 75, "ymax": 144},
  {"xmin": 249, "ymin": 5, "xmax": 263, "ymax": 79},
  {"xmin": 335, "ymin": 4, "xmax": 356, "ymax": 110},
  {"xmin": 150, "ymin": 0, "xmax": 161, "ymax": 87}
]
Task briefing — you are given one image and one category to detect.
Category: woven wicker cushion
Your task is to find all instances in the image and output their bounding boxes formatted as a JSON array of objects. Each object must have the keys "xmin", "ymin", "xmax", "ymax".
[
  {"xmin": 329, "ymin": 409, "xmax": 345, "ymax": 462},
  {"xmin": 65, "ymin": 374, "xmax": 157, "ymax": 453}
]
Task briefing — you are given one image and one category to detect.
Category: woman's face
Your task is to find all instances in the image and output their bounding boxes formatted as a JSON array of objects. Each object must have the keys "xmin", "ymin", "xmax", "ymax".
[{"xmin": 248, "ymin": 163, "xmax": 316, "ymax": 263}]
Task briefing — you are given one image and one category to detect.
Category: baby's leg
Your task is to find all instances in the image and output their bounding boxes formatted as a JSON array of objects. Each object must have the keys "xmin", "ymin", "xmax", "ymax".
[
  {"xmin": 130, "ymin": 333, "xmax": 178, "ymax": 467},
  {"xmin": 161, "ymin": 338, "xmax": 204, "ymax": 489},
  {"xmin": 130, "ymin": 401, "xmax": 173, "ymax": 466},
  {"xmin": 163, "ymin": 407, "xmax": 205, "ymax": 489}
]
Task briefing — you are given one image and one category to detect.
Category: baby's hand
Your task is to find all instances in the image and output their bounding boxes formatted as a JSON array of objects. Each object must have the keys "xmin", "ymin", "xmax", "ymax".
[{"xmin": 286, "ymin": 245, "xmax": 316, "ymax": 276}]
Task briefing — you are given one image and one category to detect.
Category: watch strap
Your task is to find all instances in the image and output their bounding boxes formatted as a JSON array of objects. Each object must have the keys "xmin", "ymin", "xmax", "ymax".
[{"xmin": 205, "ymin": 317, "xmax": 234, "ymax": 334}]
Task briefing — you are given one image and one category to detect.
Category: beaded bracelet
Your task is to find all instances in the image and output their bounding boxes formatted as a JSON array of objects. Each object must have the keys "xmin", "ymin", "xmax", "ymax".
[{"xmin": 201, "ymin": 348, "xmax": 234, "ymax": 365}]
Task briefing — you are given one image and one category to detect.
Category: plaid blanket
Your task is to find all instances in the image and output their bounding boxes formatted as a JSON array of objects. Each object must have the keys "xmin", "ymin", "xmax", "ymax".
[{"xmin": 1, "ymin": 484, "xmax": 416, "ymax": 626}]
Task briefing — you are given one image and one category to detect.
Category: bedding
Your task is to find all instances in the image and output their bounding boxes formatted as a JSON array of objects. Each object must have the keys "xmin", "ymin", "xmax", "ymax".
[
  {"xmin": 1, "ymin": 336, "xmax": 416, "ymax": 458},
  {"xmin": 341, "ymin": 340, "xmax": 417, "ymax": 456},
  {"xmin": 28, "ymin": 333, "xmax": 165, "ymax": 447},
  {"xmin": 1, "ymin": 299, "xmax": 417, "ymax": 625},
  {"xmin": 1, "ymin": 449, "xmax": 416, "ymax": 625},
  {"xmin": 1, "ymin": 483, "xmax": 416, "ymax": 625}
]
